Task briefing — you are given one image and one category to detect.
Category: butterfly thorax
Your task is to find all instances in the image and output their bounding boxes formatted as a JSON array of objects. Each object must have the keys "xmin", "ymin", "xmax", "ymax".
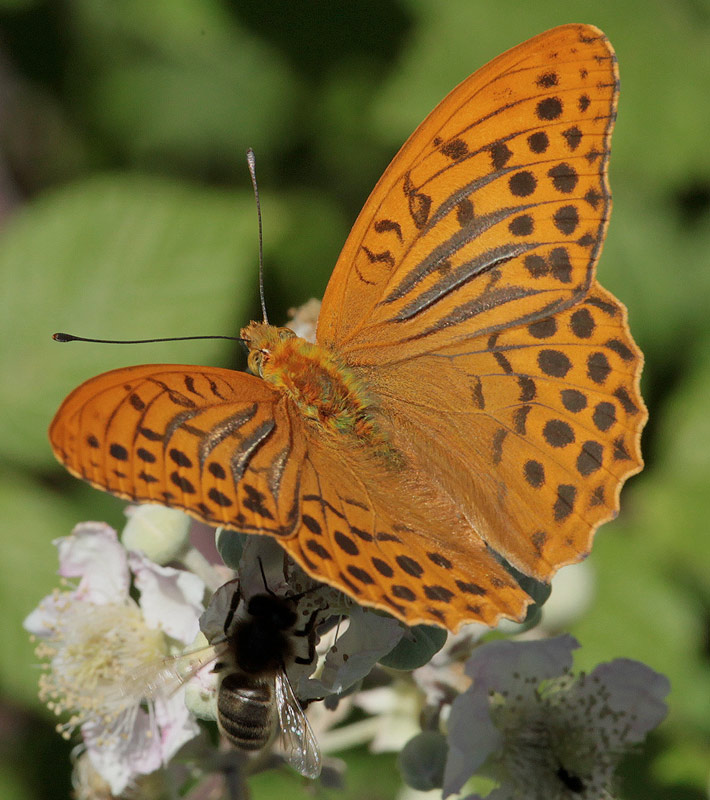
[{"xmin": 241, "ymin": 321, "xmax": 395, "ymax": 457}]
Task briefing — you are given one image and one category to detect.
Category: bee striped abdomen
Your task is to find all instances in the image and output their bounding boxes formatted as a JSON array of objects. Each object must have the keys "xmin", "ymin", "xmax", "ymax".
[{"xmin": 218, "ymin": 673, "xmax": 276, "ymax": 750}]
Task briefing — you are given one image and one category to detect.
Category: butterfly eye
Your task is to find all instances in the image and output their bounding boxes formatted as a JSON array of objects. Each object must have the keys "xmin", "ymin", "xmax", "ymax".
[
  {"xmin": 248, "ymin": 350, "xmax": 265, "ymax": 375},
  {"xmin": 277, "ymin": 328, "xmax": 296, "ymax": 341}
]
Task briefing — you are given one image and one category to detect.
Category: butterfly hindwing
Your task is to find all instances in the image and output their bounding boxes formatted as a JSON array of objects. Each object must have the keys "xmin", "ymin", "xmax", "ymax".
[
  {"xmin": 366, "ymin": 284, "xmax": 644, "ymax": 583},
  {"xmin": 279, "ymin": 427, "xmax": 530, "ymax": 630}
]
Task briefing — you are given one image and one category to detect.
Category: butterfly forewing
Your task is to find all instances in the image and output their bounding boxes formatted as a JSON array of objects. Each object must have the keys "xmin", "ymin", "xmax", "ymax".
[
  {"xmin": 49, "ymin": 364, "xmax": 306, "ymax": 535},
  {"xmin": 317, "ymin": 24, "xmax": 618, "ymax": 362}
]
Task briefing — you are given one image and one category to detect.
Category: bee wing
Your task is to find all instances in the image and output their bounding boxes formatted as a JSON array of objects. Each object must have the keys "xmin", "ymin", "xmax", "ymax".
[
  {"xmin": 118, "ymin": 643, "xmax": 220, "ymax": 703},
  {"xmin": 274, "ymin": 670, "xmax": 322, "ymax": 779}
]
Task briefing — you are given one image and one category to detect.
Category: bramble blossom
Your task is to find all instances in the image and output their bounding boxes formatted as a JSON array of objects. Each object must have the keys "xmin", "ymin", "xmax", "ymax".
[
  {"xmin": 24, "ymin": 520, "xmax": 205, "ymax": 795},
  {"xmin": 25, "ymin": 505, "xmax": 671, "ymax": 798},
  {"xmin": 444, "ymin": 635, "xmax": 670, "ymax": 799}
]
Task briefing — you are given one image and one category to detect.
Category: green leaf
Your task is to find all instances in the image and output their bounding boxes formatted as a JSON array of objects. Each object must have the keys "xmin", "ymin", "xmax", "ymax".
[
  {"xmin": 0, "ymin": 468, "xmax": 90, "ymax": 705},
  {"xmin": 68, "ymin": 0, "xmax": 301, "ymax": 172},
  {"xmin": 215, "ymin": 528, "xmax": 247, "ymax": 571},
  {"xmin": 379, "ymin": 624, "xmax": 447, "ymax": 671},
  {"xmin": 398, "ymin": 731, "xmax": 447, "ymax": 791},
  {"xmin": 0, "ymin": 174, "xmax": 260, "ymax": 469},
  {"xmin": 264, "ymin": 189, "xmax": 349, "ymax": 317}
]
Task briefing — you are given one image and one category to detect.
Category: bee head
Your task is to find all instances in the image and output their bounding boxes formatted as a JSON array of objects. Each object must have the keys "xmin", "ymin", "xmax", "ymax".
[{"xmin": 247, "ymin": 593, "xmax": 298, "ymax": 632}]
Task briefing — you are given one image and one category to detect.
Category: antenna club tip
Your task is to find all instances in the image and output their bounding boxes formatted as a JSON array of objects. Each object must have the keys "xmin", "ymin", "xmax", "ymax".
[
  {"xmin": 53, "ymin": 332, "xmax": 73, "ymax": 342},
  {"xmin": 246, "ymin": 148, "xmax": 255, "ymax": 165}
]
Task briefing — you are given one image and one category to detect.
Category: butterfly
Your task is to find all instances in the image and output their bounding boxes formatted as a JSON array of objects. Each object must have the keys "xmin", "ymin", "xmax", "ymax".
[{"xmin": 50, "ymin": 24, "xmax": 646, "ymax": 632}]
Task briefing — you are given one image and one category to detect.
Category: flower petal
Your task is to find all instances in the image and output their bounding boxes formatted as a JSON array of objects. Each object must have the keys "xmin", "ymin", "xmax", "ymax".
[
  {"xmin": 444, "ymin": 686, "xmax": 502, "ymax": 796},
  {"xmin": 82, "ymin": 710, "xmax": 162, "ymax": 795},
  {"xmin": 299, "ymin": 606, "xmax": 403, "ymax": 699},
  {"xmin": 587, "ymin": 658, "xmax": 670, "ymax": 741},
  {"xmin": 355, "ymin": 684, "xmax": 422, "ymax": 753},
  {"xmin": 199, "ymin": 578, "xmax": 240, "ymax": 643},
  {"xmin": 444, "ymin": 635, "xmax": 580, "ymax": 796},
  {"xmin": 155, "ymin": 688, "xmax": 201, "ymax": 762},
  {"xmin": 122, "ymin": 504, "xmax": 191, "ymax": 564},
  {"xmin": 128, "ymin": 551, "xmax": 204, "ymax": 644},
  {"xmin": 23, "ymin": 599, "xmax": 58, "ymax": 637},
  {"xmin": 463, "ymin": 634, "xmax": 579, "ymax": 690},
  {"xmin": 56, "ymin": 523, "xmax": 130, "ymax": 603}
]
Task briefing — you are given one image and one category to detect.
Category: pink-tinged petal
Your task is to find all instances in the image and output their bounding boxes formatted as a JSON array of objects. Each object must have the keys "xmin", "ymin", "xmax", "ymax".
[
  {"xmin": 443, "ymin": 688, "xmax": 502, "ymax": 796},
  {"xmin": 124, "ymin": 717, "xmax": 165, "ymax": 776},
  {"xmin": 463, "ymin": 634, "xmax": 579, "ymax": 690},
  {"xmin": 56, "ymin": 523, "xmax": 129, "ymax": 603},
  {"xmin": 82, "ymin": 710, "xmax": 162, "ymax": 795},
  {"xmin": 588, "ymin": 659, "xmax": 670, "ymax": 741},
  {"xmin": 182, "ymin": 638, "xmax": 219, "ymax": 697},
  {"xmin": 155, "ymin": 689, "xmax": 201, "ymax": 761},
  {"xmin": 128, "ymin": 551, "xmax": 204, "ymax": 644}
]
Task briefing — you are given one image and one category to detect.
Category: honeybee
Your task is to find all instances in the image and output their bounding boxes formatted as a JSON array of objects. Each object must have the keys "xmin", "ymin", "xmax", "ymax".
[
  {"xmin": 139, "ymin": 573, "xmax": 324, "ymax": 779},
  {"xmin": 212, "ymin": 578, "xmax": 323, "ymax": 777}
]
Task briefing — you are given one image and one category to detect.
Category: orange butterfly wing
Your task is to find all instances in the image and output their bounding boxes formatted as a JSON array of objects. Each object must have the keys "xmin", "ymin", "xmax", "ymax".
[
  {"xmin": 283, "ymin": 419, "xmax": 529, "ymax": 628},
  {"xmin": 49, "ymin": 25, "xmax": 646, "ymax": 632},
  {"xmin": 49, "ymin": 364, "xmax": 307, "ymax": 535},
  {"xmin": 303, "ymin": 24, "xmax": 645, "ymax": 612},
  {"xmin": 319, "ymin": 24, "xmax": 620, "ymax": 358},
  {"xmin": 50, "ymin": 363, "xmax": 528, "ymax": 628}
]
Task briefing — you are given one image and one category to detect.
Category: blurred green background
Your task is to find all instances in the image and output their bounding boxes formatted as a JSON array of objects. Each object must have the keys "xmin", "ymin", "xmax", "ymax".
[{"xmin": 1, "ymin": 1, "xmax": 709, "ymax": 798}]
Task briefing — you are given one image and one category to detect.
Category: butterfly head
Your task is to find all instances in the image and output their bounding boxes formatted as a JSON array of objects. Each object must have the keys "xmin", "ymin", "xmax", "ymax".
[{"xmin": 240, "ymin": 321, "xmax": 296, "ymax": 377}]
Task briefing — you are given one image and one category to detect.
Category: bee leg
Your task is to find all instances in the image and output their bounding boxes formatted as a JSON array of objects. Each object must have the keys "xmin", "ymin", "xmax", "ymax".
[
  {"xmin": 222, "ymin": 580, "xmax": 242, "ymax": 635},
  {"xmin": 293, "ymin": 609, "xmax": 319, "ymax": 665},
  {"xmin": 293, "ymin": 608, "xmax": 319, "ymax": 638},
  {"xmin": 281, "ymin": 551, "xmax": 292, "ymax": 584}
]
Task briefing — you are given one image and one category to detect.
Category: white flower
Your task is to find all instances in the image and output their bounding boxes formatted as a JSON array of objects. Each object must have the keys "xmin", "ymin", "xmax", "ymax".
[
  {"xmin": 71, "ymin": 749, "xmax": 113, "ymax": 800},
  {"xmin": 24, "ymin": 522, "xmax": 205, "ymax": 795},
  {"xmin": 540, "ymin": 562, "xmax": 596, "ymax": 631},
  {"xmin": 287, "ymin": 298, "xmax": 321, "ymax": 342},
  {"xmin": 444, "ymin": 635, "xmax": 670, "ymax": 799},
  {"xmin": 354, "ymin": 681, "xmax": 423, "ymax": 753}
]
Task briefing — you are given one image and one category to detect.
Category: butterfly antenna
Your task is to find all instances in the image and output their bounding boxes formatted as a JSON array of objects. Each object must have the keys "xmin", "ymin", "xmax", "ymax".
[
  {"xmin": 246, "ymin": 148, "xmax": 268, "ymax": 325},
  {"xmin": 53, "ymin": 333, "xmax": 246, "ymax": 345}
]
